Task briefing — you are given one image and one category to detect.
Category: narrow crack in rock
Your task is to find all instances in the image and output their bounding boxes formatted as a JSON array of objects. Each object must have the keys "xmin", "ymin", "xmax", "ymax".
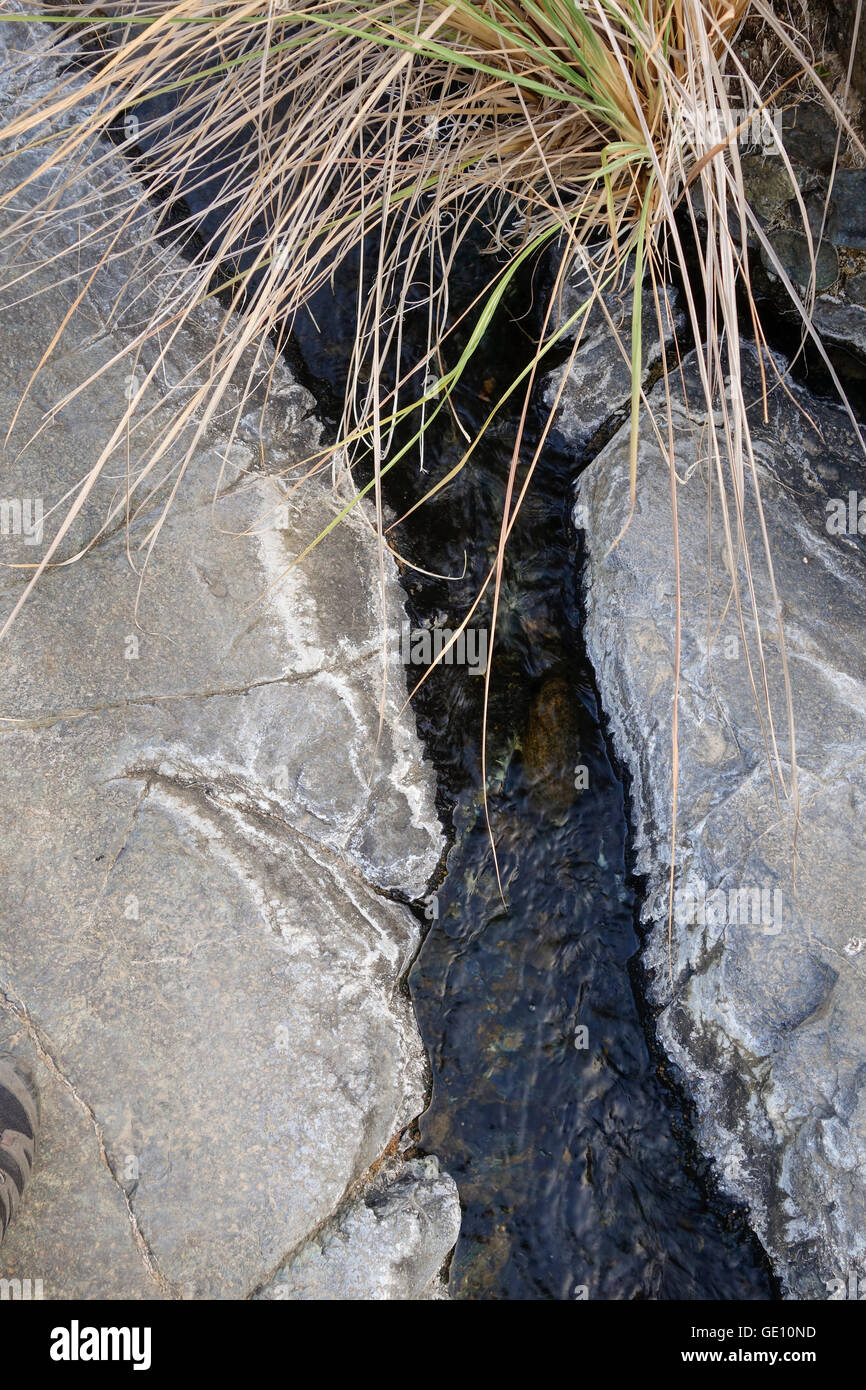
[
  {"xmin": 0, "ymin": 981, "xmax": 177, "ymax": 1297},
  {"xmin": 0, "ymin": 657, "xmax": 379, "ymax": 731},
  {"xmin": 244, "ymin": 1122, "xmax": 416, "ymax": 1300}
]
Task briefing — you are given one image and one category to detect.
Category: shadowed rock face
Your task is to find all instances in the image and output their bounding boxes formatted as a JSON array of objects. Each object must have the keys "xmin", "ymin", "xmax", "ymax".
[
  {"xmin": 0, "ymin": 17, "xmax": 456, "ymax": 1300},
  {"xmin": 575, "ymin": 341, "xmax": 866, "ymax": 1298},
  {"xmin": 821, "ymin": 1, "xmax": 866, "ymax": 106},
  {"xmin": 735, "ymin": 142, "xmax": 866, "ymax": 375}
]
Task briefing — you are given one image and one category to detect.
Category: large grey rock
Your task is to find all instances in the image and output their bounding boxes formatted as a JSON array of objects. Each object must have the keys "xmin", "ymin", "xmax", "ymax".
[
  {"xmin": 574, "ymin": 341, "xmax": 866, "ymax": 1298},
  {"xmin": 0, "ymin": 18, "xmax": 457, "ymax": 1298}
]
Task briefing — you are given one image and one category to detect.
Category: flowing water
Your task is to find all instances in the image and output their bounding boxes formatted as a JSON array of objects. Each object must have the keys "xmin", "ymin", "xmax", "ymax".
[
  {"xmin": 285, "ymin": 255, "xmax": 777, "ymax": 1300},
  {"xmin": 111, "ymin": 89, "xmax": 778, "ymax": 1300}
]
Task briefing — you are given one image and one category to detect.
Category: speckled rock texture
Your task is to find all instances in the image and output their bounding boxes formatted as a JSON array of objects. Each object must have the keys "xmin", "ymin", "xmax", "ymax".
[
  {"xmin": 0, "ymin": 17, "xmax": 457, "ymax": 1299},
  {"xmin": 572, "ymin": 337, "xmax": 866, "ymax": 1299},
  {"xmin": 256, "ymin": 1156, "xmax": 460, "ymax": 1301}
]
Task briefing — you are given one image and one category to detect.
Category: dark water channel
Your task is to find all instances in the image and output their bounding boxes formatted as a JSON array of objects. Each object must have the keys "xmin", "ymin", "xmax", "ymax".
[
  {"xmin": 109, "ymin": 75, "xmax": 779, "ymax": 1300},
  {"xmin": 281, "ymin": 243, "xmax": 778, "ymax": 1300}
]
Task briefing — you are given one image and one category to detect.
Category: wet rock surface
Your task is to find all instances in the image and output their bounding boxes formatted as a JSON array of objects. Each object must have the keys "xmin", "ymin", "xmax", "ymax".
[
  {"xmin": 0, "ymin": 19, "xmax": 457, "ymax": 1299},
  {"xmin": 573, "ymin": 341, "xmax": 866, "ymax": 1298}
]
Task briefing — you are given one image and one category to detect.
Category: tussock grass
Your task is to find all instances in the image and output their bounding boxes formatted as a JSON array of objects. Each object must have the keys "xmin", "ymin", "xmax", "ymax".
[{"xmin": 0, "ymin": 0, "xmax": 863, "ymax": 953}]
